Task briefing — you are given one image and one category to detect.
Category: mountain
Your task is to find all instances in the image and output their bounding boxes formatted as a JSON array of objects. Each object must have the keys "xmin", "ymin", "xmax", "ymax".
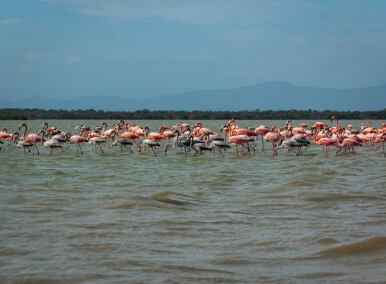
[{"xmin": 0, "ymin": 81, "xmax": 385, "ymax": 111}]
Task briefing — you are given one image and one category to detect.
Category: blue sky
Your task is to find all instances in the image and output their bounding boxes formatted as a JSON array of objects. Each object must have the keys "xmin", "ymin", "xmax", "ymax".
[{"xmin": 1, "ymin": 0, "xmax": 386, "ymax": 99}]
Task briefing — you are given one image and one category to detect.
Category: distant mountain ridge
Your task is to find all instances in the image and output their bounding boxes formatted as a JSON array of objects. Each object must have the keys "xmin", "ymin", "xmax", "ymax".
[{"xmin": 1, "ymin": 81, "xmax": 385, "ymax": 111}]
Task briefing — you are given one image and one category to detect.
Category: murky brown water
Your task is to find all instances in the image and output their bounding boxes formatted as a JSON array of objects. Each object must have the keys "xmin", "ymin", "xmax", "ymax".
[{"xmin": 1, "ymin": 120, "xmax": 385, "ymax": 283}]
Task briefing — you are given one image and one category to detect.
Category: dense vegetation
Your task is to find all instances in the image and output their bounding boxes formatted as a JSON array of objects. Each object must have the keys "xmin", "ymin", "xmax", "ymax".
[{"xmin": 0, "ymin": 108, "xmax": 385, "ymax": 120}]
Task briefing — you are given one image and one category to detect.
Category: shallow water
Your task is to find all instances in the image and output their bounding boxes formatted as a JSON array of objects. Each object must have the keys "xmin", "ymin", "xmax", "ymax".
[{"xmin": 1, "ymin": 120, "xmax": 385, "ymax": 283}]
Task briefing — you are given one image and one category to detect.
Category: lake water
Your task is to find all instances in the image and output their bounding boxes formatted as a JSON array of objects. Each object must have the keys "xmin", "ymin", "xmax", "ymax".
[{"xmin": 1, "ymin": 120, "xmax": 385, "ymax": 283}]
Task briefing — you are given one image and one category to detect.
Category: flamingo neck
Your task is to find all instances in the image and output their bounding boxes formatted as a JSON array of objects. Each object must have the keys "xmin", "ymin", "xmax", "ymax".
[
  {"xmin": 313, "ymin": 130, "xmax": 321, "ymax": 142},
  {"xmin": 22, "ymin": 125, "xmax": 27, "ymax": 139}
]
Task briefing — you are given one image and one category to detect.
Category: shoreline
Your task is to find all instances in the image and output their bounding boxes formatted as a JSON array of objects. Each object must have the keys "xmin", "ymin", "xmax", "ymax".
[{"xmin": 1, "ymin": 108, "xmax": 385, "ymax": 120}]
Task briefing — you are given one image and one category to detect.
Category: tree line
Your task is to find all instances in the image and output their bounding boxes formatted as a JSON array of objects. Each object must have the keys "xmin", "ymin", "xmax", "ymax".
[{"xmin": 0, "ymin": 108, "xmax": 385, "ymax": 120}]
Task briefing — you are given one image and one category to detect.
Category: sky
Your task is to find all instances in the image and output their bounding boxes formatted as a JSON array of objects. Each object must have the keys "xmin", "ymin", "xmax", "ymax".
[{"xmin": 1, "ymin": 0, "xmax": 386, "ymax": 99}]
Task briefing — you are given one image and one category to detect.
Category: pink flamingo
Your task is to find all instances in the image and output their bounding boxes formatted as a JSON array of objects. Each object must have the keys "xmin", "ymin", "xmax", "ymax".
[
  {"xmin": 380, "ymin": 133, "xmax": 386, "ymax": 157},
  {"xmin": 264, "ymin": 127, "xmax": 282, "ymax": 156},
  {"xmin": 159, "ymin": 125, "xmax": 175, "ymax": 140},
  {"xmin": 117, "ymin": 124, "xmax": 141, "ymax": 151},
  {"xmin": 313, "ymin": 130, "xmax": 335, "ymax": 157},
  {"xmin": 68, "ymin": 133, "xmax": 86, "ymax": 154},
  {"xmin": 143, "ymin": 126, "xmax": 164, "ymax": 142},
  {"xmin": 335, "ymin": 137, "xmax": 362, "ymax": 154},
  {"xmin": 18, "ymin": 123, "xmax": 42, "ymax": 155},
  {"xmin": 0, "ymin": 128, "xmax": 13, "ymax": 150},
  {"xmin": 42, "ymin": 122, "xmax": 61, "ymax": 137},
  {"xmin": 221, "ymin": 123, "xmax": 254, "ymax": 156},
  {"xmin": 159, "ymin": 125, "xmax": 178, "ymax": 155},
  {"xmin": 191, "ymin": 121, "xmax": 215, "ymax": 137},
  {"xmin": 312, "ymin": 121, "xmax": 326, "ymax": 131},
  {"xmin": 0, "ymin": 128, "xmax": 12, "ymax": 140},
  {"xmin": 100, "ymin": 122, "xmax": 116, "ymax": 138},
  {"xmin": 227, "ymin": 135, "xmax": 251, "ymax": 156},
  {"xmin": 255, "ymin": 125, "xmax": 270, "ymax": 151}
]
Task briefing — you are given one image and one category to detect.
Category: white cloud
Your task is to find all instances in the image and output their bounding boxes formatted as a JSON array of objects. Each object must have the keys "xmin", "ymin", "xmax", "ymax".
[
  {"xmin": 24, "ymin": 52, "xmax": 83, "ymax": 65},
  {"xmin": 43, "ymin": 0, "xmax": 302, "ymax": 27},
  {"xmin": 0, "ymin": 18, "xmax": 21, "ymax": 25}
]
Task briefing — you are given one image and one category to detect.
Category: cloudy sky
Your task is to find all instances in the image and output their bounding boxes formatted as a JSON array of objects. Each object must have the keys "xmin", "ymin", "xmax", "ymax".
[{"xmin": 1, "ymin": 0, "xmax": 386, "ymax": 99}]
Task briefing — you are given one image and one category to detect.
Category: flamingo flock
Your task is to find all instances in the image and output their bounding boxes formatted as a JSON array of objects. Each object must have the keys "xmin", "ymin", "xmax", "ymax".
[{"xmin": 0, "ymin": 117, "xmax": 385, "ymax": 158}]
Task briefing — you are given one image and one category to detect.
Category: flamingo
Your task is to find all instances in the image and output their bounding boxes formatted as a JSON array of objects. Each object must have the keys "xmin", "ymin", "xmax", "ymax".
[
  {"xmin": 159, "ymin": 125, "xmax": 177, "ymax": 155},
  {"xmin": 264, "ymin": 127, "xmax": 282, "ymax": 156},
  {"xmin": 100, "ymin": 122, "xmax": 117, "ymax": 142},
  {"xmin": 197, "ymin": 130, "xmax": 229, "ymax": 157},
  {"xmin": 221, "ymin": 121, "xmax": 255, "ymax": 156},
  {"xmin": 160, "ymin": 125, "xmax": 175, "ymax": 140},
  {"xmin": 88, "ymin": 136, "xmax": 107, "ymax": 153},
  {"xmin": 313, "ymin": 130, "xmax": 335, "ymax": 157},
  {"xmin": 335, "ymin": 137, "xmax": 362, "ymax": 154},
  {"xmin": 381, "ymin": 133, "xmax": 386, "ymax": 157},
  {"xmin": 169, "ymin": 128, "xmax": 192, "ymax": 156},
  {"xmin": 141, "ymin": 127, "xmax": 162, "ymax": 156},
  {"xmin": 189, "ymin": 135, "xmax": 212, "ymax": 156},
  {"xmin": 0, "ymin": 128, "xmax": 12, "ymax": 140},
  {"xmin": 16, "ymin": 140, "xmax": 33, "ymax": 153},
  {"xmin": 255, "ymin": 125, "xmax": 270, "ymax": 151},
  {"xmin": 43, "ymin": 139, "xmax": 63, "ymax": 153},
  {"xmin": 278, "ymin": 139, "xmax": 308, "ymax": 155},
  {"xmin": 0, "ymin": 128, "xmax": 13, "ymax": 149},
  {"xmin": 42, "ymin": 122, "xmax": 61, "ymax": 138},
  {"xmin": 226, "ymin": 135, "xmax": 252, "ymax": 157},
  {"xmin": 144, "ymin": 126, "xmax": 164, "ymax": 142},
  {"xmin": 87, "ymin": 127, "xmax": 107, "ymax": 153},
  {"xmin": 68, "ymin": 133, "xmax": 86, "ymax": 154},
  {"xmin": 311, "ymin": 121, "xmax": 326, "ymax": 132},
  {"xmin": 18, "ymin": 123, "xmax": 42, "ymax": 155},
  {"xmin": 278, "ymin": 127, "xmax": 310, "ymax": 155},
  {"xmin": 117, "ymin": 123, "xmax": 141, "ymax": 151},
  {"xmin": 112, "ymin": 139, "xmax": 134, "ymax": 152},
  {"xmin": 206, "ymin": 139, "xmax": 230, "ymax": 158},
  {"xmin": 191, "ymin": 121, "xmax": 215, "ymax": 137}
]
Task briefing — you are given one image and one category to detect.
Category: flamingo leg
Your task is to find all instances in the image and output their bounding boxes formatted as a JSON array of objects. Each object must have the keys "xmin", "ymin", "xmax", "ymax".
[
  {"xmin": 261, "ymin": 135, "xmax": 264, "ymax": 151},
  {"xmin": 218, "ymin": 147, "xmax": 224, "ymax": 158},
  {"xmin": 98, "ymin": 143, "xmax": 104, "ymax": 154},
  {"xmin": 34, "ymin": 143, "xmax": 39, "ymax": 155},
  {"xmin": 151, "ymin": 146, "xmax": 157, "ymax": 156}
]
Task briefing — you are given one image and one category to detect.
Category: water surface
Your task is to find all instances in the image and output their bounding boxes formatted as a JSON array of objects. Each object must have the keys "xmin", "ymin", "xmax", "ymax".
[{"xmin": 1, "ymin": 120, "xmax": 385, "ymax": 283}]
